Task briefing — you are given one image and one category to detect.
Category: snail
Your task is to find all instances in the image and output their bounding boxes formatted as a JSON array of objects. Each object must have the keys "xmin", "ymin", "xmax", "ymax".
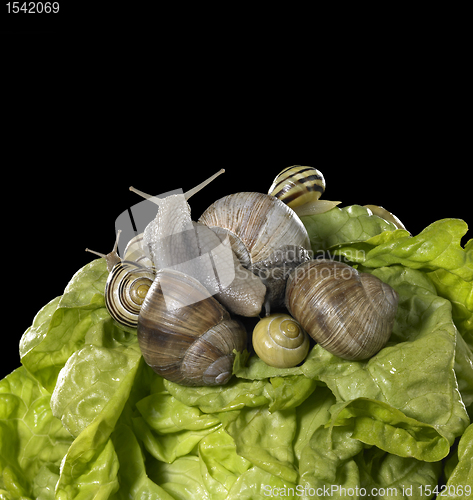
[
  {"xmin": 268, "ymin": 166, "xmax": 341, "ymax": 217},
  {"xmin": 85, "ymin": 229, "xmax": 122, "ymax": 272},
  {"xmin": 104, "ymin": 260, "xmax": 155, "ymax": 329},
  {"xmin": 137, "ymin": 268, "xmax": 247, "ymax": 386},
  {"xmin": 86, "ymin": 231, "xmax": 156, "ymax": 329},
  {"xmin": 285, "ymin": 259, "xmax": 398, "ymax": 360},
  {"xmin": 198, "ymin": 191, "xmax": 312, "ymax": 312},
  {"xmin": 252, "ymin": 313, "xmax": 310, "ymax": 368},
  {"xmin": 364, "ymin": 205, "xmax": 407, "ymax": 231}
]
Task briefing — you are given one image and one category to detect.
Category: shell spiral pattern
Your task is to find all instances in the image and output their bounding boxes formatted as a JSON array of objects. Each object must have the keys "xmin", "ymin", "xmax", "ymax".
[
  {"xmin": 105, "ymin": 260, "xmax": 156, "ymax": 328},
  {"xmin": 285, "ymin": 259, "xmax": 399, "ymax": 360},
  {"xmin": 253, "ymin": 313, "xmax": 310, "ymax": 368},
  {"xmin": 268, "ymin": 166, "xmax": 325, "ymax": 209},
  {"xmin": 137, "ymin": 269, "xmax": 247, "ymax": 386}
]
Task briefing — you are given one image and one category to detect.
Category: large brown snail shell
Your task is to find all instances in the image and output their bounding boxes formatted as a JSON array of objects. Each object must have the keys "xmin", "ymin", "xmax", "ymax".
[
  {"xmin": 285, "ymin": 259, "xmax": 398, "ymax": 360},
  {"xmin": 137, "ymin": 268, "xmax": 247, "ymax": 386}
]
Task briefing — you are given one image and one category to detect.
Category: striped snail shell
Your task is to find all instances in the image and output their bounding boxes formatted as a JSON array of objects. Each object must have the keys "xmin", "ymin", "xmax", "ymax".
[
  {"xmin": 285, "ymin": 259, "xmax": 398, "ymax": 360},
  {"xmin": 137, "ymin": 268, "xmax": 247, "ymax": 386},
  {"xmin": 198, "ymin": 192, "xmax": 312, "ymax": 312},
  {"xmin": 105, "ymin": 260, "xmax": 156, "ymax": 329},
  {"xmin": 268, "ymin": 166, "xmax": 341, "ymax": 217},
  {"xmin": 252, "ymin": 313, "xmax": 310, "ymax": 368}
]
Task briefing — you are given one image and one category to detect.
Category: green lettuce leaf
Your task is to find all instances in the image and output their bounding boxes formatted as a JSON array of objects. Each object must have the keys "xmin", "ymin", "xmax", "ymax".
[
  {"xmin": 299, "ymin": 205, "xmax": 398, "ymax": 254},
  {"xmin": 298, "ymin": 421, "xmax": 364, "ymax": 499},
  {"xmin": 50, "ymin": 343, "xmax": 142, "ymax": 437},
  {"xmin": 355, "ymin": 449, "xmax": 442, "ymax": 500},
  {"xmin": 148, "ymin": 456, "xmax": 208, "ymax": 500},
  {"xmin": 111, "ymin": 424, "xmax": 175, "ymax": 500},
  {"xmin": 336, "ymin": 218, "xmax": 473, "ymax": 281},
  {"xmin": 225, "ymin": 406, "xmax": 298, "ymax": 484},
  {"xmin": 19, "ymin": 259, "xmax": 109, "ymax": 393},
  {"xmin": 429, "ymin": 268, "xmax": 473, "ymax": 347},
  {"xmin": 444, "ymin": 423, "xmax": 473, "ymax": 499},
  {"xmin": 164, "ymin": 378, "xmax": 270, "ymax": 413},
  {"xmin": 1, "ymin": 209, "xmax": 472, "ymax": 500},
  {"xmin": 0, "ymin": 367, "xmax": 73, "ymax": 499},
  {"xmin": 329, "ymin": 398, "xmax": 450, "ymax": 462}
]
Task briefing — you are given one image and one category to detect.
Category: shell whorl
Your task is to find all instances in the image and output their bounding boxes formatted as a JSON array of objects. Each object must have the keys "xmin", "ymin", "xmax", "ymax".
[
  {"xmin": 285, "ymin": 259, "xmax": 398, "ymax": 360},
  {"xmin": 199, "ymin": 192, "xmax": 311, "ymax": 266},
  {"xmin": 105, "ymin": 260, "xmax": 155, "ymax": 328},
  {"xmin": 252, "ymin": 313, "xmax": 310, "ymax": 368}
]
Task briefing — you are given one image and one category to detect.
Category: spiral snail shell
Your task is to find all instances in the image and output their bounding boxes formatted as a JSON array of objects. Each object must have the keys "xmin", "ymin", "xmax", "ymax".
[
  {"xmin": 285, "ymin": 259, "xmax": 398, "ymax": 360},
  {"xmin": 268, "ymin": 166, "xmax": 341, "ymax": 217},
  {"xmin": 104, "ymin": 260, "xmax": 155, "ymax": 329},
  {"xmin": 137, "ymin": 268, "xmax": 247, "ymax": 386},
  {"xmin": 252, "ymin": 313, "xmax": 310, "ymax": 368},
  {"xmin": 198, "ymin": 191, "xmax": 312, "ymax": 311}
]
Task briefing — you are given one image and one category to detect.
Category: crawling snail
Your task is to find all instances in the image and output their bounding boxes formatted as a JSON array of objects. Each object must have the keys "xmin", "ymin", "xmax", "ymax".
[
  {"xmin": 252, "ymin": 313, "xmax": 310, "ymax": 368},
  {"xmin": 285, "ymin": 259, "xmax": 399, "ymax": 360},
  {"xmin": 268, "ymin": 166, "xmax": 341, "ymax": 217},
  {"xmin": 86, "ymin": 231, "xmax": 156, "ymax": 329}
]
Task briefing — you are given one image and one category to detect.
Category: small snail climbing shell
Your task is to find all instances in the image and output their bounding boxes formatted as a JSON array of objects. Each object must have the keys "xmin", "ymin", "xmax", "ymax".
[
  {"xmin": 268, "ymin": 166, "xmax": 341, "ymax": 217},
  {"xmin": 105, "ymin": 261, "xmax": 156, "ymax": 329},
  {"xmin": 285, "ymin": 259, "xmax": 398, "ymax": 360},
  {"xmin": 252, "ymin": 313, "xmax": 310, "ymax": 368},
  {"xmin": 269, "ymin": 166, "xmax": 326, "ymax": 208},
  {"xmin": 137, "ymin": 268, "xmax": 247, "ymax": 386}
]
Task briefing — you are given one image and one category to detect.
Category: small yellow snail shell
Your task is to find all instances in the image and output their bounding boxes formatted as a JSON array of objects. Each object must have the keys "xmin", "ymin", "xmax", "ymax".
[
  {"xmin": 285, "ymin": 259, "xmax": 399, "ymax": 360},
  {"xmin": 137, "ymin": 268, "xmax": 247, "ymax": 386},
  {"xmin": 268, "ymin": 166, "xmax": 341, "ymax": 217},
  {"xmin": 252, "ymin": 313, "xmax": 310, "ymax": 368}
]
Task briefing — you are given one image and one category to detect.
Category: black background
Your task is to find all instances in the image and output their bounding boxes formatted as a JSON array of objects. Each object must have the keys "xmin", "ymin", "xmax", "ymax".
[{"xmin": 2, "ymin": 23, "xmax": 471, "ymax": 380}]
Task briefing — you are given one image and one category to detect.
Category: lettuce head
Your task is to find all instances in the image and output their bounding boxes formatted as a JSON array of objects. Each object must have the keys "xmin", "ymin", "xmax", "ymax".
[{"xmin": 0, "ymin": 205, "xmax": 472, "ymax": 499}]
